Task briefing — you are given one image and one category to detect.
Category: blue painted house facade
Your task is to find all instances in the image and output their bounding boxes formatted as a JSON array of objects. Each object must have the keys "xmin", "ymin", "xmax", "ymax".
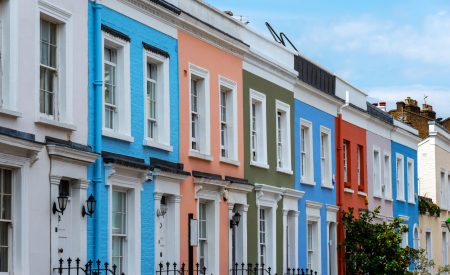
[
  {"xmin": 392, "ymin": 135, "xmax": 420, "ymax": 250},
  {"xmin": 87, "ymin": 2, "xmax": 186, "ymax": 275},
  {"xmin": 294, "ymin": 98, "xmax": 338, "ymax": 275}
]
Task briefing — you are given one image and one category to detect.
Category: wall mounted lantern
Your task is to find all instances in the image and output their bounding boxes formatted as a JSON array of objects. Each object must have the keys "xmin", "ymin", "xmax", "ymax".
[
  {"xmin": 53, "ymin": 195, "xmax": 69, "ymax": 215},
  {"xmin": 82, "ymin": 194, "xmax": 96, "ymax": 217},
  {"xmin": 156, "ymin": 196, "xmax": 167, "ymax": 217},
  {"xmin": 230, "ymin": 212, "xmax": 241, "ymax": 228},
  {"xmin": 446, "ymin": 217, "xmax": 450, "ymax": 232}
]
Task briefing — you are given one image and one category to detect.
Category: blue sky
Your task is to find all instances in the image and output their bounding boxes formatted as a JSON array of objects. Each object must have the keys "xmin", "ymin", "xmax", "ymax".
[{"xmin": 205, "ymin": 0, "xmax": 450, "ymax": 118}]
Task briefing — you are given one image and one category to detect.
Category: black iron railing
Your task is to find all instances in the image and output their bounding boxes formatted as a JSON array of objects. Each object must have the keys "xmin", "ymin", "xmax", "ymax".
[
  {"xmin": 156, "ymin": 262, "xmax": 207, "ymax": 275},
  {"xmin": 55, "ymin": 258, "xmax": 125, "ymax": 275},
  {"xmin": 229, "ymin": 263, "xmax": 318, "ymax": 275}
]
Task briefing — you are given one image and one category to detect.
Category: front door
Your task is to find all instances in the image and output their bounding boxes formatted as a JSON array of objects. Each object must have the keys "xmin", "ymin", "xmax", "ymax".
[
  {"xmin": 57, "ymin": 180, "xmax": 72, "ymax": 261},
  {"xmin": 157, "ymin": 196, "xmax": 168, "ymax": 265}
]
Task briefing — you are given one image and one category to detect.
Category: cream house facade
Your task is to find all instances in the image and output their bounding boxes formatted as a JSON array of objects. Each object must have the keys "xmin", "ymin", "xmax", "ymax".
[{"xmin": 418, "ymin": 122, "xmax": 450, "ymax": 271}]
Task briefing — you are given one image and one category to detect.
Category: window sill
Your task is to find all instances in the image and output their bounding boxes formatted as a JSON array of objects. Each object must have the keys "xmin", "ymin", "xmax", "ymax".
[
  {"xmin": 344, "ymin": 188, "xmax": 354, "ymax": 194},
  {"xmin": 396, "ymin": 198, "xmax": 406, "ymax": 202},
  {"xmin": 189, "ymin": 150, "xmax": 213, "ymax": 161},
  {"xmin": 250, "ymin": 161, "xmax": 269, "ymax": 170},
  {"xmin": 102, "ymin": 129, "xmax": 134, "ymax": 142},
  {"xmin": 384, "ymin": 197, "xmax": 393, "ymax": 202},
  {"xmin": 143, "ymin": 139, "xmax": 173, "ymax": 152},
  {"xmin": 300, "ymin": 180, "xmax": 315, "ymax": 186},
  {"xmin": 408, "ymin": 200, "xmax": 416, "ymax": 205},
  {"xmin": 36, "ymin": 117, "xmax": 77, "ymax": 131},
  {"xmin": 321, "ymin": 184, "xmax": 334, "ymax": 190},
  {"xmin": 277, "ymin": 167, "xmax": 293, "ymax": 175},
  {"xmin": 358, "ymin": 191, "xmax": 367, "ymax": 197},
  {"xmin": 373, "ymin": 194, "xmax": 383, "ymax": 199},
  {"xmin": 219, "ymin": 157, "xmax": 240, "ymax": 166},
  {"xmin": 0, "ymin": 108, "xmax": 22, "ymax": 118}
]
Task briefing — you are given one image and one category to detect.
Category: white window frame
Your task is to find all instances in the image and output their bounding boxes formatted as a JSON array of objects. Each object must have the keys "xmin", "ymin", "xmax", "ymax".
[
  {"xmin": 357, "ymin": 145, "xmax": 363, "ymax": 188},
  {"xmin": 106, "ymin": 166, "xmax": 141, "ymax": 275},
  {"xmin": 343, "ymin": 140, "xmax": 349, "ymax": 184},
  {"xmin": 36, "ymin": 1, "xmax": 74, "ymax": 126},
  {"xmin": 383, "ymin": 152, "xmax": 392, "ymax": 200},
  {"xmin": 189, "ymin": 64, "xmax": 211, "ymax": 160},
  {"xmin": 396, "ymin": 154, "xmax": 405, "ymax": 201},
  {"xmin": 0, "ymin": 152, "xmax": 34, "ymax": 275},
  {"xmin": 255, "ymin": 184, "xmax": 281, "ymax": 271},
  {"xmin": 440, "ymin": 170, "xmax": 447, "ymax": 210},
  {"xmin": 299, "ymin": 119, "xmax": 313, "ymax": 184},
  {"xmin": 0, "ymin": 168, "xmax": 12, "ymax": 274},
  {"xmin": 401, "ymin": 230, "xmax": 408, "ymax": 248},
  {"xmin": 407, "ymin": 158, "xmax": 415, "ymax": 204},
  {"xmin": 373, "ymin": 147, "xmax": 382, "ymax": 198},
  {"xmin": 306, "ymin": 202, "xmax": 321, "ymax": 274},
  {"xmin": 111, "ymin": 189, "xmax": 127, "ymax": 274},
  {"xmin": 413, "ymin": 224, "xmax": 419, "ymax": 249},
  {"xmin": 443, "ymin": 231, "xmax": 449, "ymax": 266},
  {"xmin": 0, "ymin": 0, "xmax": 19, "ymax": 114},
  {"xmin": 218, "ymin": 76, "xmax": 238, "ymax": 164},
  {"xmin": 320, "ymin": 126, "xmax": 332, "ymax": 188},
  {"xmin": 101, "ymin": 31, "xmax": 132, "ymax": 142},
  {"xmin": 249, "ymin": 90, "xmax": 268, "ymax": 169},
  {"xmin": 143, "ymin": 49, "xmax": 171, "ymax": 151},
  {"xmin": 259, "ymin": 208, "xmax": 267, "ymax": 266},
  {"xmin": 196, "ymin": 191, "xmax": 219, "ymax": 275},
  {"xmin": 447, "ymin": 174, "xmax": 450, "ymax": 212},
  {"xmin": 275, "ymin": 100, "xmax": 292, "ymax": 174},
  {"xmin": 426, "ymin": 231, "xmax": 432, "ymax": 264}
]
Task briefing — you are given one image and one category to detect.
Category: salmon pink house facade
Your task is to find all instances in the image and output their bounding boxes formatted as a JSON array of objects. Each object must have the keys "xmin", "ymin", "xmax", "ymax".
[{"xmin": 177, "ymin": 28, "xmax": 250, "ymax": 274}]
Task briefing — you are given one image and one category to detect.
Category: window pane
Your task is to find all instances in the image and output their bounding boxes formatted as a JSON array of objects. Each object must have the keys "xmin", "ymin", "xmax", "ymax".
[
  {"xmin": 147, "ymin": 63, "xmax": 157, "ymax": 80},
  {"xmin": 0, "ymin": 222, "xmax": 8, "ymax": 272},
  {"xmin": 112, "ymin": 192, "xmax": 126, "ymax": 234}
]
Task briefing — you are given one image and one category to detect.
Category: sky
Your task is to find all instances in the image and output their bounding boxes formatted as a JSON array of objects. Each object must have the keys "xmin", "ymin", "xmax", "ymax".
[{"xmin": 204, "ymin": 0, "xmax": 450, "ymax": 118}]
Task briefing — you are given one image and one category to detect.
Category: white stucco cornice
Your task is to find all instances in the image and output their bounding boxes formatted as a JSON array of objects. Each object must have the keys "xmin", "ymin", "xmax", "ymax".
[
  {"xmin": 294, "ymin": 79, "xmax": 340, "ymax": 117},
  {"xmin": 392, "ymin": 122, "xmax": 421, "ymax": 150},
  {"xmin": 194, "ymin": 177, "xmax": 230, "ymax": 191},
  {"xmin": 306, "ymin": 200, "xmax": 323, "ymax": 210},
  {"xmin": 151, "ymin": 169, "xmax": 189, "ymax": 181},
  {"xmin": 281, "ymin": 187, "xmax": 305, "ymax": 199},
  {"xmin": 243, "ymin": 52, "xmax": 297, "ymax": 91},
  {"xmin": 46, "ymin": 144, "xmax": 99, "ymax": 164},
  {"xmin": 228, "ymin": 182, "xmax": 254, "ymax": 193}
]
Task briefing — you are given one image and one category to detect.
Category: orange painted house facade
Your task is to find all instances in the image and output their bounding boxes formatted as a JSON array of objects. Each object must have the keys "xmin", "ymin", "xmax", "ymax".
[
  {"xmin": 177, "ymin": 30, "xmax": 251, "ymax": 275},
  {"xmin": 335, "ymin": 114, "xmax": 368, "ymax": 274}
]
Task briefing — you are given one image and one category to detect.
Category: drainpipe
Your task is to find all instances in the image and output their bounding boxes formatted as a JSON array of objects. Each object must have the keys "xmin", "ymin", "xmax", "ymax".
[
  {"xmin": 92, "ymin": 0, "xmax": 103, "ymax": 261},
  {"xmin": 336, "ymin": 91, "xmax": 349, "ymax": 275}
]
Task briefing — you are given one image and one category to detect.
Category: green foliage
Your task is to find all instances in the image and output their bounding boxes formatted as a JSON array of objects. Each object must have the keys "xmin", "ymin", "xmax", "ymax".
[
  {"xmin": 342, "ymin": 207, "xmax": 421, "ymax": 274},
  {"xmin": 418, "ymin": 196, "xmax": 440, "ymax": 217}
]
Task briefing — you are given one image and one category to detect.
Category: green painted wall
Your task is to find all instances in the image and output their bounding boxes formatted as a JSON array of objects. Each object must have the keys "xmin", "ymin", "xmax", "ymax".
[{"xmin": 243, "ymin": 70, "xmax": 295, "ymax": 275}]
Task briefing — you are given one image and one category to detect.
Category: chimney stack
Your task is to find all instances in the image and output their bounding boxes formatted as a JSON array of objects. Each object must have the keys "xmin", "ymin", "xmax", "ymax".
[{"xmin": 421, "ymin": 103, "xmax": 436, "ymax": 120}]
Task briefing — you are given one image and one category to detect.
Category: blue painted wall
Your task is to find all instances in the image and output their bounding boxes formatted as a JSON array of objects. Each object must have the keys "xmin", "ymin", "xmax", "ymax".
[
  {"xmin": 294, "ymin": 100, "xmax": 336, "ymax": 274},
  {"xmin": 87, "ymin": 2, "xmax": 179, "ymax": 274},
  {"xmin": 391, "ymin": 141, "xmax": 419, "ymax": 247}
]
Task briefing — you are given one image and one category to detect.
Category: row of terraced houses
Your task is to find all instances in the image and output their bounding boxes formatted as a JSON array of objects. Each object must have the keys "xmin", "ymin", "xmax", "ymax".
[{"xmin": 1, "ymin": 0, "xmax": 449, "ymax": 274}]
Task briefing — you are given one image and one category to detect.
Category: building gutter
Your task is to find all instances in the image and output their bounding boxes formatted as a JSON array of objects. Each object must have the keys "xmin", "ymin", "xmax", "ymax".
[{"xmin": 92, "ymin": 0, "xmax": 103, "ymax": 261}]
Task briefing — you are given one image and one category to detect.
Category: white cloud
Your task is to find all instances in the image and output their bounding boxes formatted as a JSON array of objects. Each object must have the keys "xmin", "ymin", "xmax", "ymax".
[
  {"xmin": 367, "ymin": 85, "xmax": 450, "ymax": 118},
  {"xmin": 299, "ymin": 12, "xmax": 450, "ymax": 65}
]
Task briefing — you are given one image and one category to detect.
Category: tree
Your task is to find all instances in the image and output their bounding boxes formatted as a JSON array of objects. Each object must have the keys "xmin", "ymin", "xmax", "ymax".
[{"xmin": 341, "ymin": 207, "xmax": 421, "ymax": 274}]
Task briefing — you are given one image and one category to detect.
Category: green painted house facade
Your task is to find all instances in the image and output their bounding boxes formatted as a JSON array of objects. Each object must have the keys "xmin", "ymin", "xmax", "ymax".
[{"xmin": 243, "ymin": 70, "xmax": 303, "ymax": 274}]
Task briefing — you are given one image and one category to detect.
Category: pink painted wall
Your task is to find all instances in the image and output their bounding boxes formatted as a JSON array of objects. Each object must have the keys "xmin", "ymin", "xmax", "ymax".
[
  {"xmin": 366, "ymin": 131, "xmax": 394, "ymax": 219},
  {"xmin": 177, "ymin": 31, "xmax": 244, "ymax": 274}
]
